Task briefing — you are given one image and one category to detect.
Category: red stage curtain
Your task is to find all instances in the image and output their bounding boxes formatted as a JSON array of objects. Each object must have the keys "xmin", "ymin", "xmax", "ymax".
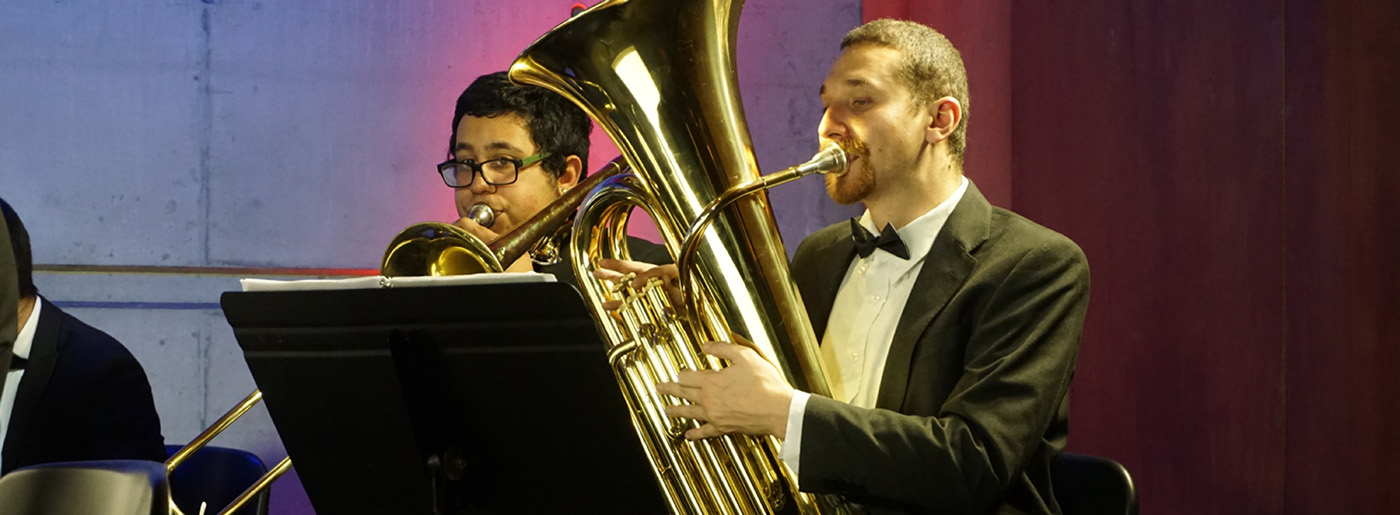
[{"xmin": 859, "ymin": 1, "xmax": 1400, "ymax": 512}]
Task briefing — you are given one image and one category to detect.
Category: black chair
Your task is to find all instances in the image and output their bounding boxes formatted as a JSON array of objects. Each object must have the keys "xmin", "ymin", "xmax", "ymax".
[
  {"xmin": 165, "ymin": 444, "xmax": 271, "ymax": 515},
  {"xmin": 0, "ymin": 459, "xmax": 171, "ymax": 515},
  {"xmin": 1051, "ymin": 452, "xmax": 1139, "ymax": 515}
]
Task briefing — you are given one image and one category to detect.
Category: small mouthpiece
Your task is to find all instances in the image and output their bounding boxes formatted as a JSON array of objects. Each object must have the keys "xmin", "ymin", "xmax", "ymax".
[
  {"xmin": 794, "ymin": 142, "xmax": 849, "ymax": 178},
  {"xmin": 468, "ymin": 203, "xmax": 495, "ymax": 228}
]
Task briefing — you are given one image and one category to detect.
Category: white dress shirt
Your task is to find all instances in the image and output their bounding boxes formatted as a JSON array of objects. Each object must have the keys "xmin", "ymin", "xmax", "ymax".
[
  {"xmin": 1, "ymin": 297, "xmax": 41, "ymax": 457},
  {"xmin": 781, "ymin": 177, "xmax": 968, "ymax": 478}
]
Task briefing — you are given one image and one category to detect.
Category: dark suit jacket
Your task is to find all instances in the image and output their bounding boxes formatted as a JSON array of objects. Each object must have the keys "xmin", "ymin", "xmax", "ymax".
[
  {"xmin": 2, "ymin": 298, "xmax": 166, "ymax": 474},
  {"xmin": 790, "ymin": 182, "xmax": 1090, "ymax": 514},
  {"xmin": 0, "ymin": 217, "xmax": 14, "ymax": 379}
]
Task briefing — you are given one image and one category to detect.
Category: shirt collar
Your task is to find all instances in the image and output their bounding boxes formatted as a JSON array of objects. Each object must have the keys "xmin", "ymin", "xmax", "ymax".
[
  {"xmin": 857, "ymin": 176, "xmax": 970, "ymax": 264},
  {"xmin": 13, "ymin": 296, "xmax": 41, "ymax": 360}
]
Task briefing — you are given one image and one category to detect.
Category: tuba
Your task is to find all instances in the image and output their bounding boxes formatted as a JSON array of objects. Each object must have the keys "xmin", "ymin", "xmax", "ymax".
[{"xmin": 511, "ymin": 0, "xmax": 853, "ymax": 513}]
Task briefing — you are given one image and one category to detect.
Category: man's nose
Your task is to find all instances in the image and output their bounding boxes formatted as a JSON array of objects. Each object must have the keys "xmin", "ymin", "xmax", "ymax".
[{"xmin": 818, "ymin": 109, "xmax": 846, "ymax": 142}]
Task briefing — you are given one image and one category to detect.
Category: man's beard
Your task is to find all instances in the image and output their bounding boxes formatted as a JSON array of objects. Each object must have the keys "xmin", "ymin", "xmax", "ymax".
[{"xmin": 825, "ymin": 138, "xmax": 874, "ymax": 205}]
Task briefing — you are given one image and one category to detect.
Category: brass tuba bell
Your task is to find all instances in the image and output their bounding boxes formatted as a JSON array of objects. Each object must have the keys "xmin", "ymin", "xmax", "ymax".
[{"xmin": 511, "ymin": 0, "xmax": 855, "ymax": 513}]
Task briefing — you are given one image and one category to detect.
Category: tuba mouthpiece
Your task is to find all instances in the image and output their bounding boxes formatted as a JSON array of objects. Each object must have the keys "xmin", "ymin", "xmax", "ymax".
[{"xmin": 794, "ymin": 142, "xmax": 849, "ymax": 178}]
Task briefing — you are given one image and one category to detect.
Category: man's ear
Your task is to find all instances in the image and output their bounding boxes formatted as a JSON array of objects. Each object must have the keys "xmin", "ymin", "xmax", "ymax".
[
  {"xmin": 925, "ymin": 97, "xmax": 962, "ymax": 145},
  {"xmin": 558, "ymin": 155, "xmax": 583, "ymax": 193}
]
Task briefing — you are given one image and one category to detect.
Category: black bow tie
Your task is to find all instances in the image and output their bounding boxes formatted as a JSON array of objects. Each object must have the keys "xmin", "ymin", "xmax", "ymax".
[
  {"xmin": 7, "ymin": 355, "xmax": 24, "ymax": 371},
  {"xmin": 850, "ymin": 218, "xmax": 910, "ymax": 260}
]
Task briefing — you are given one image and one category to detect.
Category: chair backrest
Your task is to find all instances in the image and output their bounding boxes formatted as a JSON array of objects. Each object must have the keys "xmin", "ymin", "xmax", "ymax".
[
  {"xmin": 0, "ymin": 459, "xmax": 171, "ymax": 515},
  {"xmin": 164, "ymin": 445, "xmax": 270, "ymax": 515},
  {"xmin": 1051, "ymin": 452, "xmax": 1139, "ymax": 515}
]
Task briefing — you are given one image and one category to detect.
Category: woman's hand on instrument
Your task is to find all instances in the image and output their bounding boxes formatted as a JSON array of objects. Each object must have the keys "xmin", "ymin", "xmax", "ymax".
[
  {"xmin": 452, "ymin": 217, "xmax": 502, "ymax": 243},
  {"xmin": 655, "ymin": 338, "xmax": 794, "ymax": 440},
  {"xmin": 450, "ymin": 218, "xmax": 534, "ymax": 272},
  {"xmin": 593, "ymin": 259, "xmax": 683, "ymax": 309}
]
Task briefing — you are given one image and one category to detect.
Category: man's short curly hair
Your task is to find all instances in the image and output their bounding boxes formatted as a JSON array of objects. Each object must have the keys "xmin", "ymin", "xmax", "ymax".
[
  {"xmin": 449, "ymin": 72, "xmax": 593, "ymax": 179},
  {"xmin": 842, "ymin": 19, "xmax": 970, "ymax": 168}
]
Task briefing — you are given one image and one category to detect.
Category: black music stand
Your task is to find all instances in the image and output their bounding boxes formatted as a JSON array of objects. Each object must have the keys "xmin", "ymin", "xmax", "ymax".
[{"xmin": 221, "ymin": 281, "xmax": 667, "ymax": 515}]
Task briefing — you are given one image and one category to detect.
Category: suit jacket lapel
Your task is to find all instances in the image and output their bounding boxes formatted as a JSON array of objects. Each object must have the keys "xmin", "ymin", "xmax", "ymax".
[
  {"xmin": 874, "ymin": 182, "xmax": 992, "ymax": 411},
  {"xmin": 4, "ymin": 298, "xmax": 61, "ymax": 472}
]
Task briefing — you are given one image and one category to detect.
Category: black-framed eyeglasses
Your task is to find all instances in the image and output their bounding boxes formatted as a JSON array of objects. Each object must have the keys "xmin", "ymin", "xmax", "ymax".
[{"xmin": 436, "ymin": 152, "xmax": 552, "ymax": 188}]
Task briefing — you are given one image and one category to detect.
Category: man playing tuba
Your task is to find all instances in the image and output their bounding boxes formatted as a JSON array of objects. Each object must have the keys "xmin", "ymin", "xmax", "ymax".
[{"xmin": 602, "ymin": 20, "xmax": 1090, "ymax": 514}]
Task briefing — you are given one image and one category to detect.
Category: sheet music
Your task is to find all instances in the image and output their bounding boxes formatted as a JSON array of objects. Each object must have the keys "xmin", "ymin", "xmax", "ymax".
[{"xmin": 240, "ymin": 273, "xmax": 556, "ymax": 292}]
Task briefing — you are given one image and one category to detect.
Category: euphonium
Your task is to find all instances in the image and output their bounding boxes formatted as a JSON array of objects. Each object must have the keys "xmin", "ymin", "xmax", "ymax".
[
  {"xmin": 511, "ymin": 0, "xmax": 855, "ymax": 513},
  {"xmin": 379, "ymin": 157, "xmax": 625, "ymax": 276}
]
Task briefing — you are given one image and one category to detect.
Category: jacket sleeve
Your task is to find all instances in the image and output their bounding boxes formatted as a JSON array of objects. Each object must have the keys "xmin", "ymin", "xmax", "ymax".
[
  {"xmin": 81, "ymin": 337, "xmax": 168, "ymax": 463},
  {"xmin": 627, "ymin": 236, "xmax": 675, "ymax": 266},
  {"xmin": 798, "ymin": 236, "xmax": 1090, "ymax": 512}
]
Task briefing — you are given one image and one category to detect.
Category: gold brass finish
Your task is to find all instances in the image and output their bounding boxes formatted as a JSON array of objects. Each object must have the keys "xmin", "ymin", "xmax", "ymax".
[
  {"xmin": 380, "ymin": 157, "xmax": 626, "ymax": 276},
  {"xmin": 164, "ymin": 390, "xmax": 285, "ymax": 515},
  {"xmin": 380, "ymin": 222, "xmax": 500, "ymax": 276},
  {"xmin": 165, "ymin": 390, "xmax": 265, "ymax": 474},
  {"xmin": 219, "ymin": 457, "xmax": 292, "ymax": 514},
  {"xmin": 511, "ymin": 0, "xmax": 854, "ymax": 513},
  {"xmin": 673, "ymin": 143, "xmax": 847, "ymax": 326}
]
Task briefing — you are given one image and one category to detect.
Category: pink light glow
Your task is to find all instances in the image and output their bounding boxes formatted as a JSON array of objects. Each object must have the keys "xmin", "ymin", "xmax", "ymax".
[{"xmin": 410, "ymin": 0, "xmax": 659, "ymax": 244}]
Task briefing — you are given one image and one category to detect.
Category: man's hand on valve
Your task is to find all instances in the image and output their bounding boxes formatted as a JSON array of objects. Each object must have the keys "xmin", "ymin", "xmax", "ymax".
[
  {"xmin": 592, "ymin": 259, "xmax": 793, "ymax": 440},
  {"xmin": 656, "ymin": 338, "xmax": 794, "ymax": 440}
]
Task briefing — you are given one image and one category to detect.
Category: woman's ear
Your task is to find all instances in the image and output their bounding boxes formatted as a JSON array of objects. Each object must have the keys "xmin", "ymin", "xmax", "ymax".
[
  {"xmin": 925, "ymin": 96, "xmax": 962, "ymax": 145},
  {"xmin": 558, "ymin": 155, "xmax": 583, "ymax": 194}
]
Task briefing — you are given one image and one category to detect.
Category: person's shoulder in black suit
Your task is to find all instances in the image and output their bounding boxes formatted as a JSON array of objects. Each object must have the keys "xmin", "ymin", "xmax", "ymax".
[{"xmin": 16, "ymin": 301, "xmax": 166, "ymax": 469}]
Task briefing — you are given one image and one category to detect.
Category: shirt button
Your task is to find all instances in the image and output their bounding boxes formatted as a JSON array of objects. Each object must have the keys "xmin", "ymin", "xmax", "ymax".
[
  {"xmin": 872, "ymin": 294, "xmax": 882, "ymax": 302},
  {"xmin": 849, "ymin": 352, "xmax": 861, "ymax": 363}
]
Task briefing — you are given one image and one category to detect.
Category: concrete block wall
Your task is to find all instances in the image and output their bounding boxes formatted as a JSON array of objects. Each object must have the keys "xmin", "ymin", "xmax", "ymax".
[{"xmin": 1, "ymin": 0, "xmax": 860, "ymax": 512}]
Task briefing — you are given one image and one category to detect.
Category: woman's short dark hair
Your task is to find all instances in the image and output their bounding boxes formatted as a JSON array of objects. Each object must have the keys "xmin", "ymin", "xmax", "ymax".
[{"xmin": 449, "ymin": 72, "xmax": 593, "ymax": 179}]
